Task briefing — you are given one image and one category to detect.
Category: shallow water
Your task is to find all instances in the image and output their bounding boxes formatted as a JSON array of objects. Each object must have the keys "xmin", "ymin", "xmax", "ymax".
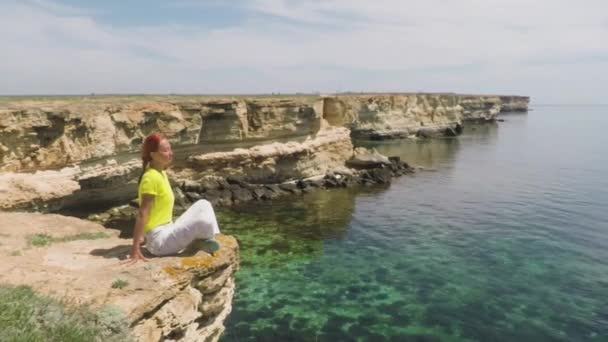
[{"xmin": 219, "ymin": 106, "xmax": 608, "ymax": 341}]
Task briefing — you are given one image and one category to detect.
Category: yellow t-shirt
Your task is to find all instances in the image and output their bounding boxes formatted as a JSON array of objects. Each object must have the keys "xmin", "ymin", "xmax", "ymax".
[{"xmin": 138, "ymin": 168, "xmax": 174, "ymax": 233}]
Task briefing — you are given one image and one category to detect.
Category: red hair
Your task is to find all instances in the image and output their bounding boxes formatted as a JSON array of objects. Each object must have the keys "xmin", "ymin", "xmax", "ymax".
[{"xmin": 138, "ymin": 133, "xmax": 165, "ymax": 184}]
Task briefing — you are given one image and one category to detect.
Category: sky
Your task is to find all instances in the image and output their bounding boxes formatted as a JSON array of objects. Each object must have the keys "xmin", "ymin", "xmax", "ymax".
[{"xmin": 1, "ymin": 0, "xmax": 607, "ymax": 104}]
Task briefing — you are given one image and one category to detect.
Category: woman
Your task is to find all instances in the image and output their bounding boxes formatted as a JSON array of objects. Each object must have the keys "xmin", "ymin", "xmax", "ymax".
[{"xmin": 127, "ymin": 133, "xmax": 221, "ymax": 263}]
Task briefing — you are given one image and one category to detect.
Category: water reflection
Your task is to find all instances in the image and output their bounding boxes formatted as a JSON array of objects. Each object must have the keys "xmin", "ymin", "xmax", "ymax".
[
  {"xmin": 354, "ymin": 122, "xmax": 502, "ymax": 170},
  {"xmin": 464, "ymin": 121, "xmax": 499, "ymax": 139},
  {"xmin": 355, "ymin": 137, "xmax": 461, "ymax": 169},
  {"xmin": 221, "ymin": 107, "xmax": 608, "ymax": 341},
  {"xmin": 219, "ymin": 188, "xmax": 368, "ymax": 268}
]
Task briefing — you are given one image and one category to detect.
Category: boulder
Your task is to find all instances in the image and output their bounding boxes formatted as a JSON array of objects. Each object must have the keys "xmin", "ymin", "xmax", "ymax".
[
  {"xmin": 263, "ymin": 184, "xmax": 283, "ymax": 199},
  {"xmin": 250, "ymin": 186, "xmax": 271, "ymax": 200},
  {"xmin": 278, "ymin": 183, "xmax": 302, "ymax": 195},
  {"xmin": 416, "ymin": 128, "xmax": 442, "ymax": 139},
  {"xmin": 182, "ymin": 180, "xmax": 203, "ymax": 193},
  {"xmin": 346, "ymin": 147, "xmax": 392, "ymax": 169},
  {"xmin": 362, "ymin": 168, "xmax": 393, "ymax": 184},
  {"xmin": 231, "ymin": 188, "xmax": 254, "ymax": 203},
  {"xmin": 186, "ymin": 191, "xmax": 203, "ymax": 202}
]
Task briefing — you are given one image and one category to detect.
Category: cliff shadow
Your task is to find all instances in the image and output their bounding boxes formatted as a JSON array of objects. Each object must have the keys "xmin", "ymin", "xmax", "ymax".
[
  {"xmin": 216, "ymin": 187, "xmax": 370, "ymax": 268},
  {"xmin": 354, "ymin": 137, "xmax": 462, "ymax": 170},
  {"xmin": 90, "ymin": 244, "xmax": 137, "ymax": 260}
]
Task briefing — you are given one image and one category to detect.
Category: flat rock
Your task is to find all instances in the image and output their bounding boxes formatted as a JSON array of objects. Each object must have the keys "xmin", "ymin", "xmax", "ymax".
[
  {"xmin": 0, "ymin": 212, "xmax": 239, "ymax": 342},
  {"xmin": 346, "ymin": 147, "xmax": 392, "ymax": 169}
]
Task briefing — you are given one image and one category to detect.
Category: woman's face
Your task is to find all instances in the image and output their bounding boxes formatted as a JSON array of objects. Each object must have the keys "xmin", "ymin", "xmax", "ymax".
[{"xmin": 151, "ymin": 139, "xmax": 173, "ymax": 168}]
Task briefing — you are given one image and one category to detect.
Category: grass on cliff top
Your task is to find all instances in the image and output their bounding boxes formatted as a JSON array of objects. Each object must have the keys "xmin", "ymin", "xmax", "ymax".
[
  {"xmin": 0, "ymin": 93, "xmax": 322, "ymax": 105},
  {"xmin": 28, "ymin": 232, "xmax": 110, "ymax": 247},
  {"xmin": 0, "ymin": 284, "xmax": 132, "ymax": 342},
  {"xmin": 111, "ymin": 279, "xmax": 129, "ymax": 290}
]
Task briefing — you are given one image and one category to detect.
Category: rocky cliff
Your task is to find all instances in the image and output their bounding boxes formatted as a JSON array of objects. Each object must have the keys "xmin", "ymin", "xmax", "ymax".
[
  {"xmin": 0, "ymin": 94, "xmax": 528, "ymax": 173},
  {"xmin": 458, "ymin": 95, "xmax": 503, "ymax": 122},
  {"xmin": 0, "ymin": 212, "xmax": 239, "ymax": 342},
  {"xmin": 0, "ymin": 129, "xmax": 355, "ymax": 211},
  {"xmin": 323, "ymin": 93, "xmax": 529, "ymax": 137},
  {"xmin": 324, "ymin": 94, "xmax": 463, "ymax": 139},
  {"xmin": 499, "ymin": 96, "xmax": 531, "ymax": 112},
  {"xmin": 183, "ymin": 127, "xmax": 353, "ymax": 183},
  {"xmin": 0, "ymin": 93, "xmax": 529, "ymax": 211},
  {"xmin": 0, "ymin": 97, "xmax": 324, "ymax": 173}
]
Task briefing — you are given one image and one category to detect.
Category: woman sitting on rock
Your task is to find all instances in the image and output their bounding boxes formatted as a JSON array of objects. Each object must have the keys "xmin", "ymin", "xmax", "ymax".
[{"xmin": 126, "ymin": 133, "xmax": 221, "ymax": 264}]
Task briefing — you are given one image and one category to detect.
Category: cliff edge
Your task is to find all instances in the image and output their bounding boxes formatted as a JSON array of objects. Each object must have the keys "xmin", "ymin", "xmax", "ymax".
[{"xmin": 0, "ymin": 212, "xmax": 239, "ymax": 342}]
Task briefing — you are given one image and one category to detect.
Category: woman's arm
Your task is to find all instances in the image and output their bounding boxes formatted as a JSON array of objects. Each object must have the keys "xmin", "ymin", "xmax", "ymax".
[{"xmin": 125, "ymin": 194, "xmax": 154, "ymax": 264}]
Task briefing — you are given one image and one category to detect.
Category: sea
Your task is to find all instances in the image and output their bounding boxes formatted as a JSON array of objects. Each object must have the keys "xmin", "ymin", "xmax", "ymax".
[{"xmin": 219, "ymin": 105, "xmax": 608, "ymax": 341}]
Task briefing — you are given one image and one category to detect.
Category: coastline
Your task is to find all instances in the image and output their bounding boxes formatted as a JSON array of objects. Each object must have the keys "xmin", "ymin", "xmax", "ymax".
[{"xmin": 0, "ymin": 92, "xmax": 529, "ymax": 341}]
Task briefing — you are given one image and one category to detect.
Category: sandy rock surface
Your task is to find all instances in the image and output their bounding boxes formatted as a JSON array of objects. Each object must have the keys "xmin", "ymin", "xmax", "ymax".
[{"xmin": 0, "ymin": 212, "xmax": 239, "ymax": 342}]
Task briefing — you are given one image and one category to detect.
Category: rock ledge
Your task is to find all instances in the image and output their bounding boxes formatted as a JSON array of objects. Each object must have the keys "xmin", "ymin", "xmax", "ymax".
[{"xmin": 0, "ymin": 212, "xmax": 239, "ymax": 342}]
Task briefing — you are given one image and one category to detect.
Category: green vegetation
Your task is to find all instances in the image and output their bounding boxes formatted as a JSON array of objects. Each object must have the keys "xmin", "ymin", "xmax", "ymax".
[
  {"xmin": 56, "ymin": 232, "xmax": 110, "ymax": 243},
  {"xmin": 0, "ymin": 284, "xmax": 131, "ymax": 342},
  {"xmin": 111, "ymin": 279, "xmax": 129, "ymax": 290},
  {"xmin": 28, "ymin": 233, "xmax": 53, "ymax": 247},
  {"xmin": 27, "ymin": 232, "xmax": 109, "ymax": 247}
]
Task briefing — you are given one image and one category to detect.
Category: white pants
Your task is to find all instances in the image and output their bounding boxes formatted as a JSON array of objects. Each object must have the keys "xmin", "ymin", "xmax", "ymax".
[{"xmin": 145, "ymin": 199, "xmax": 221, "ymax": 256}]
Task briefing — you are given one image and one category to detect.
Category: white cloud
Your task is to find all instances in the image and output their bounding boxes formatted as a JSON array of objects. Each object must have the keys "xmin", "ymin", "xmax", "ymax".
[{"xmin": 0, "ymin": 0, "xmax": 607, "ymax": 103}]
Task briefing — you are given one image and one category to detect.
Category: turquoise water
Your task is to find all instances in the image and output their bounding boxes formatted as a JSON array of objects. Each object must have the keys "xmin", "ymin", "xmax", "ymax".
[{"xmin": 219, "ymin": 106, "xmax": 608, "ymax": 341}]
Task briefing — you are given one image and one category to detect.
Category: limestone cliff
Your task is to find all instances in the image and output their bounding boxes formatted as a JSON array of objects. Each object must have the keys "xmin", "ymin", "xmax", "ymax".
[
  {"xmin": 0, "ymin": 128, "xmax": 353, "ymax": 211},
  {"xmin": 0, "ymin": 93, "xmax": 528, "ymax": 211},
  {"xmin": 322, "ymin": 93, "xmax": 528, "ymax": 136},
  {"xmin": 0, "ymin": 212, "xmax": 239, "ymax": 342},
  {"xmin": 0, "ymin": 97, "xmax": 324, "ymax": 173},
  {"xmin": 0, "ymin": 94, "xmax": 528, "ymax": 173},
  {"xmin": 499, "ymin": 96, "xmax": 531, "ymax": 112},
  {"xmin": 183, "ymin": 127, "xmax": 353, "ymax": 183},
  {"xmin": 458, "ymin": 95, "xmax": 503, "ymax": 122},
  {"xmin": 0, "ymin": 101, "xmax": 200, "ymax": 172},
  {"xmin": 323, "ymin": 94, "xmax": 463, "ymax": 139}
]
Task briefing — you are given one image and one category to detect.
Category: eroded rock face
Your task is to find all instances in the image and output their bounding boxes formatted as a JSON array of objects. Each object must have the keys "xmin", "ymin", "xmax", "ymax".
[
  {"xmin": 0, "ymin": 159, "xmax": 142, "ymax": 212},
  {"xmin": 459, "ymin": 95, "xmax": 503, "ymax": 122},
  {"xmin": 0, "ymin": 212, "xmax": 239, "ymax": 342},
  {"xmin": 324, "ymin": 94, "xmax": 463, "ymax": 139},
  {"xmin": 499, "ymin": 96, "xmax": 531, "ymax": 112},
  {"xmin": 182, "ymin": 127, "xmax": 353, "ymax": 183},
  {"xmin": 179, "ymin": 98, "xmax": 323, "ymax": 142},
  {"xmin": 0, "ymin": 101, "xmax": 201, "ymax": 172},
  {"xmin": 0, "ymin": 94, "xmax": 529, "ymax": 173},
  {"xmin": 0, "ymin": 97, "xmax": 324, "ymax": 173},
  {"xmin": 0, "ymin": 94, "xmax": 528, "ymax": 211},
  {"xmin": 0, "ymin": 128, "xmax": 352, "ymax": 211},
  {"xmin": 0, "ymin": 166, "xmax": 81, "ymax": 211}
]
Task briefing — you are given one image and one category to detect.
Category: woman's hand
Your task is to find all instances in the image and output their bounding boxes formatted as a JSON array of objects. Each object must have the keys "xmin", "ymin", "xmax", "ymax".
[
  {"xmin": 122, "ymin": 244, "xmax": 148, "ymax": 265},
  {"xmin": 122, "ymin": 194, "xmax": 154, "ymax": 266}
]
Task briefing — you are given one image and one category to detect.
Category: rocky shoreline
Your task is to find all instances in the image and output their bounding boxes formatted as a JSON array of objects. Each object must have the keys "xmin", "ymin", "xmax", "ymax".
[
  {"xmin": 0, "ymin": 93, "xmax": 529, "ymax": 341},
  {"xmin": 86, "ymin": 149, "xmax": 415, "ymax": 235}
]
